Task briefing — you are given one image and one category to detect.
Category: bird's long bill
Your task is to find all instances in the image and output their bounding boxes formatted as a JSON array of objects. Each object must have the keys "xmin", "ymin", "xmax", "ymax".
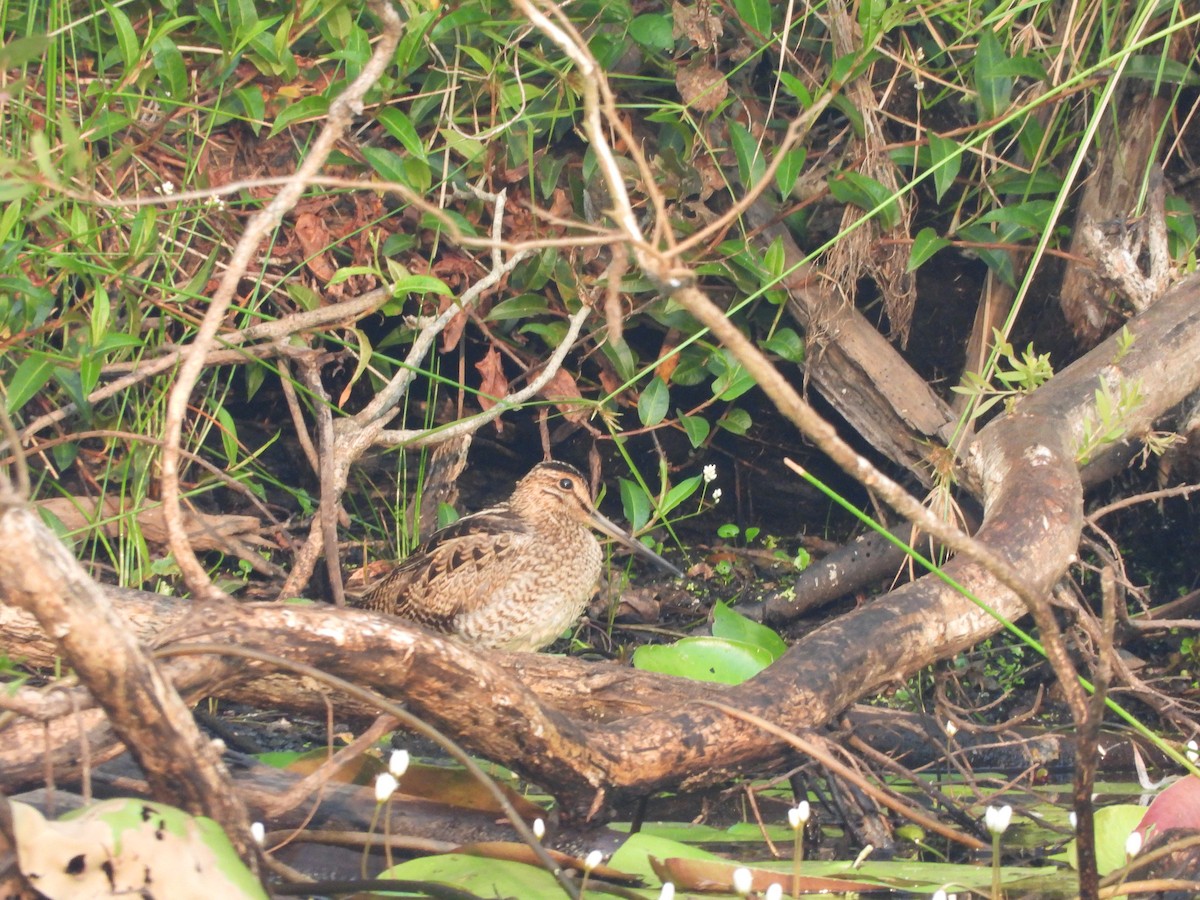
[{"xmin": 588, "ymin": 510, "xmax": 684, "ymax": 578}]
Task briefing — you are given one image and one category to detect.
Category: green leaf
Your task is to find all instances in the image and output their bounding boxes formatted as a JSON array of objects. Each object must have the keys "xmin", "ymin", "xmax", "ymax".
[
  {"xmin": 775, "ymin": 146, "xmax": 806, "ymax": 198},
  {"xmin": 234, "ymin": 86, "xmax": 266, "ymax": 133},
  {"xmin": 376, "ymin": 108, "xmax": 427, "ymax": 160},
  {"xmin": 927, "ymin": 132, "xmax": 961, "ymax": 202},
  {"xmin": 0, "ymin": 34, "xmax": 48, "ymax": 69},
  {"xmin": 359, "ymin": 145, "xmax": 407, "ymax": 182},
  {"xmin": 633, "ymin": 636, "xmax": 775, "ymax": 684},
  {"xmin": 601, "ymin": 338, "xmax": 637, "ymax": 382},
  {"xmin": 381, "ymin": 854, "xmax": 562, "ymax": 897},
  {"xmin": 486, "ymin": 294, "xmax": 550, "ymax": 321},
  {"xmin": 974, "ymin": 28, "xmax": 1012, "ymax": 121},
  {"xmin": 439, "ymin": 128, "xmax": 486, "ymax": 163},
  {"xmin": 610, "ymin": 831, "xmax": 725, "ymax": 885},
  {"xmin": 89, "ymin": 284, "xmax": 110, "ymax": 347},
  {"xmin": 762, "ymin": 236, "xmax": 785, "ymax": 283},
  {"xmin": 760, "ymin": 328, "xmax": 804, "ymax": 362},
  {"xmin": 268, "ymin": 95, "xmax": 328, "ymax": 136},
  {"xmin": 392, "ymin": 274, "xmax": 453, "ymax": 298},
  {"xmin": 215, "ymin": 405, "xmax": 239, "ymax": 465},
  {"xmin": 659, "ymin": 474, "xmax": 703, "ymax": 518},
  {"xmin": 678, "ymin": 412, "xmax": 710, "ymax": 448},
  {"xmin": 1056, "ymin": 805, "xmax": 1146, "ymax": 875},
  {"xmin": 907, "ymin": 227, "xmax": 950, "ymax": 271},
  {"xmin": 638, "ymin": 376, "xmax": 670, "ymax": 427},
  {"xmin": 731, "ymin": 0, "xmax": 772, "ymax": 35},
  {"xmin": 828, "ymin": 171, "xmax": 899, "ymax": 229},
  {"xmin": 6, "ymin": 354, "xmax": 56, "ymax": 414},
  {"xmin": 711, "ymin": 352, "xmax": 756, "ymax": 401},
  {"xmin": 619, "ymin": 478, "xmax": 651, "ymax": 533},
  {"xmin": 102, "ymin": 6, "xmax": 139, "ymax": 74},
  {"xmin": 777, "ymin": 71, "xmax": 811, "ymax": 107},
  {"xmin": 1125, "ymin": 55, "xmax": 1200, "ymax": 86},
  {"xmin": 719, "ymin": 407, "xmax": 752, "ymax": 435},
  {"xmin": 149, "ymin": 35, "xmax": 187, "ymax": 99},
  {"xmin": 629, "ymin": 13, "xmax": 674, "ymax": 53},
  {"xmin": 957, "ymin": 223, "xmax": 1015, "ymax": 286},
  {"xmin": 728, "ymin": 120, "xmax": 766, "ymax": 189},
  {"xmin": 712, "ymin": 601, "xmax": 787, "ymax": 660}
]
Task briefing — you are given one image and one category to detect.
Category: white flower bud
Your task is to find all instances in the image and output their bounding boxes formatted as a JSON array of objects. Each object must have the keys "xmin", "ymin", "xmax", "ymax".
[
  {"xmin": 389, "ymin": 749, "xmax": 410, "ymax": 778},
  {"xmin": 984, "ymin": 804, "xmax": 1012, "ymax": 835},
  {"xmin": 732, "ymin": 866, "xmax": 752, "ymax": 895},
  {"xmin": 1125, "ymin": 830, "xmax": 1143, "ymax": 857},
  {"xmin": 374, "ymin": 772, "xmax": 398, "ymax": 803},
  {"xmin": 788, "ymin": 800, "xmax": 810, "ymax": 829}
]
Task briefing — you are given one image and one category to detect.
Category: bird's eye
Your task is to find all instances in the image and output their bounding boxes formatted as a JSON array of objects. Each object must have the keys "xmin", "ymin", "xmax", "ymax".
[{"xmin": 558, "ymin": 477, "xmax": 573, "ymax": 490}]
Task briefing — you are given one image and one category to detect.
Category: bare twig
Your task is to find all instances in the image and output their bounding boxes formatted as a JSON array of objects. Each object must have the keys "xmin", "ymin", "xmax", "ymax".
[
  {"xmin": 11, "ymin": 288, "xmax": 389, "ymax": 447},
  {"xmin": 159, "ymin": 0, "xmax": 403, "ymax": 601}
]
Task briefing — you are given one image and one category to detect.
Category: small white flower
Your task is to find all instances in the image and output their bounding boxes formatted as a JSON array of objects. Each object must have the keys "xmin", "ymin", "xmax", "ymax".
[
  {"xmin": 374, "ymin": 772, "xmax": 398, "ymax": 803},
  {"xmin": 703, "ymin": 464, "xmax": 717, "ymax": 483},
  {"xmin": 764, "ymin": 883, "xmax": 783, "ymax": 900},
  {"xmin": 945, "ymin": 720, "xmax": 958, "ymax": 737},
  {"xmin": 984, "ymin": 804, "xmax": 1012, "ymax": 835},
  {"xmin": 250, "ymin": 822, "xmax": 265, "ymax": 845},
  {"xmin": 731, "ymin": 866, "xmax": 753, "ymax": 895},
  {"xmin": 1187, "ymin": 739, "xmax": 1198, "ymax": 764},
  {"xmin": 160, "ymin": 180, "xmax": 176, "ymax": 195},
  {"xmin": 389, "ymin": 749, "xmax": 410, "ymax": 778},
  {"xmin": 788, "ymin": 800, "xmax": 810, "ymax": 830},
  {"xmin": 712, "ymin": 488, "xmax": 722, "ymax": 504},
  {"xmin": 657, "ymin": 884, "xmax": 675, "ymax": 900},
  {"xmin": 205, "ymin": 195, "xmax": 226, "ymax": 209},
  {"xmin": 1125, "ymin": 830, "xmax": 1143, "ymax": 857},
  {"xmin": 532, "ymin": 817, "xmax": 545, "ymax": 840},
  {"xmin": 584, "ymin": 849, "xmax": 603, "ymax": 871}
]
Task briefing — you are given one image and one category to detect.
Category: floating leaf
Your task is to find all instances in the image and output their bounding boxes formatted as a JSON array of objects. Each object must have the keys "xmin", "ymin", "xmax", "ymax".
[
  {"xmin": 633, "ymin": 636, "xmax": 775, "ymax": 684},
  {"xmin": 712, "ymin": 601, "xmax": 787, "ymax": 660}
]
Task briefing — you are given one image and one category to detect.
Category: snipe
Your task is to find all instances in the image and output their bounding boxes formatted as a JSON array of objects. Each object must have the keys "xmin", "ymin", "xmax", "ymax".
[{"xmin": 354, "ymin": 460, "xmax": 682, "ymax": 652}]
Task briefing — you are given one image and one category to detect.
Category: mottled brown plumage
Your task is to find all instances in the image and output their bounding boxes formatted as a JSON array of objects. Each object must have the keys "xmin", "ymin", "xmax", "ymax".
[{"xmin": 354, "ymin": 461, "xmax": 681, "ymax": 652}]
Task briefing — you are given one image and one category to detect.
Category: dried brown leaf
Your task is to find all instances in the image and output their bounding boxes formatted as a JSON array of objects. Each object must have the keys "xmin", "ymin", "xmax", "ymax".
[
  {"xmin": 675, "ymin": 59, "xmax": 728, "ymax": 113},
  {"xmin": 672, "ymin": 1, "xmax": 724, "ymax": 49},
  {"xmin": 539, "ymin": 368, "xmax": 588, "ymax": 423},
  {"xmin": 294, "ymin": 212, "xmax": 337, "ymax": 282},
  {"xmin": 475, "ymin": 347, "xmax": 508, "ymax": 412}
]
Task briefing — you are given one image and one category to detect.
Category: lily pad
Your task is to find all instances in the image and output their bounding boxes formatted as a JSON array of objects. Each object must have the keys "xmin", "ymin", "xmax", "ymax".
[{"xmin": 633, "ymin": 636, "xmax": 775, "ymax": 684}]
